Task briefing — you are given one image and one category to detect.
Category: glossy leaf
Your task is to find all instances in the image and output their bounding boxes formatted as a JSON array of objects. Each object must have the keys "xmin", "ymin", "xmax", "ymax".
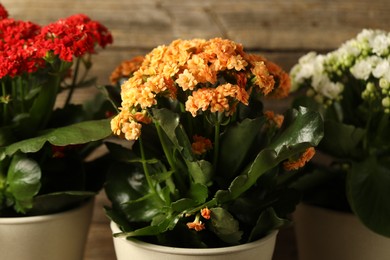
[
  {"xmin": 0, "ymin": 119, "xmax": 111, "ymax": 159},
  {"xmin": 268, "ymin": 107, "xmax": 324, "ymax": 154},
  {"xmin": 347, "ymin": 156, "xmax": 390, "ymax": 237},
  {"xmin": 7, "ymin": 154, "xmax": 41, "ymax": 213},
  {"xmin": 105, "ymin": 162, "xmax": 165, "ymax": 222},
  {"xmin": 216, "ymin": 107, "xmax": 323, "ymax": 203},
  {"xmin": 29, "ymin": 191, "xmax": 95, "ymax": 215},
  {"xmin": 209, "ymin": 207, "xmax": 243, "ymax": 245},
  {"xmin": 320, "ymin": 120, "xmax": 365, "ymax": 157},
  {"xmin": 187, "ymin": 182, "xmax": 208, "ymax": 203},
  {"xmin": 187, "ymin": 160, "xmax": 213, "ymax": 186},
  {"xmin": 248, "ymin": 207, "xmax": 289, "ymax": 242},
  {"xmin": 218, "ymin": 117, "xmax": 264, "ymax": 180}
]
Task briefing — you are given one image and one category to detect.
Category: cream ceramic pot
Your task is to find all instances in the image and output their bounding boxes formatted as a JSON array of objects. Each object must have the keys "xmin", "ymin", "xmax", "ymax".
[
  {"xmin": 110, "ymin": 221, "xmax": 278, "ymax": 260},
  {"xmin": 0, "ymin": 199, "xmax": 94, "ymax": 260}
]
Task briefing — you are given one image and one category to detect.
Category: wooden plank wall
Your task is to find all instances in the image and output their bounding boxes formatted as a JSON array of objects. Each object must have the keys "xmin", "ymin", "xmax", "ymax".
[
  {"xmin": 4, "ymin": 0, "xmax": 390, "ymax": 85},
  {"xmin": 2, "ymin": 0, "xmax": 390, "ymax": 259}
]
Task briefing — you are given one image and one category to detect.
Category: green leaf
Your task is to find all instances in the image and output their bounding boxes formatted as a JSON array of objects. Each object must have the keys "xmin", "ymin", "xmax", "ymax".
[
  {"xmin": 215, "ymin": 107, "xmax": 323, "ymax": 203},
  {"xmin": 29, "ymin": 191, "xmax": 95, "ymax": 215},
  {"xmin": 152, "ymin": 108, "xmax": 194, "ymax": 160},
  {"xmin": 113, "ymin": 217, "xmax": 173, "ymax": 238},
  {"xmin": 18, "ymin": 73, "xmax": 60, "ymax": 136},
  {"xmin": 187, "ymin": 183, "xmax": 208, "ymax": 204},
  {"xmin": 187, "ymin": 160, "xmax": 213, "ymax": 186},
  {"xmin": 268, "ymin": 107, "xmax": 324, "ymax": 154},
  {"xmin": 171, "ymin": 198, "xmax": 197, "ymax": 212},
  {"xmin": 347, "ymin": 156, "xmax": 390, "ymax": 237},
  {"xmin": 248, "ymin": 207, "xmax": 289, "ymax": 242},
  {"xmin": 152, "ymin": 108, "xmax": 182, "ymax": 151},
  {"xmin": 215, "ymin": 149, "xmax": 276, "ymax": 202},
  {"xmin": 119, "ymin": 193, "xmax": 164, "ymax": 222},
  {"xmin": 7, "ymin": 154, "xmax": 41, "ymax": 213},
  {"xmin": 209, "ymin": 207, "xmax": 243, "ymax": 245},
  {"xmin": 320, "ymin": 120, "xmax": 365, "ymax": 157},
  {"xmin": 0, "ymin": 119, "xmax": 112, "ymax": 159},
  {"xmin": 105, "ymin": 162, "xmax": 164, "ymax": 222},
  {"xmin": 153, "ymin": 108, "xmax": 213, "ymax": 188},
  {"xmin": 105, "ymin": 163, "xmax": 150, "ymax": 206},
  {"xmin": 218, "ymin": 117, "xmax": 264, "ymax": 180}
]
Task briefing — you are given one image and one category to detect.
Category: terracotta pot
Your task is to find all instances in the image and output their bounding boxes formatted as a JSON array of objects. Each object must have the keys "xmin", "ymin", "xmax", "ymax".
[
  {"xmin": 294, "ymin": 203, "xmax": 390, "ymax": 260},
  {"xmin": 110, "ymin": 221, "xmax": 278, "ymax": 260},
  {"xmin": 0, "ymin": 198, "xmax": 94, "ymax": 260}
]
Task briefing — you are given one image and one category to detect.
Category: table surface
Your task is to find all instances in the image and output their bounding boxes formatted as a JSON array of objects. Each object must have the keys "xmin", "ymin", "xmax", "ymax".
[{"xmin": 2, "ymin": 0, "xmax": 389, "ymax": 259}]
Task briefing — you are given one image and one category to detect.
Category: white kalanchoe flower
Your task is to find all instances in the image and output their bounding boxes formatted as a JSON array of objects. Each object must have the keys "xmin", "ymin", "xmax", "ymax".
[
  {"xmin": 369, "ymin": 31, "xmax": 390, "ymax": 56},
  {"xmin": 350, "ymin": 57, "xmax": 378, "ymax": 80},
  {"xmin": 372, "ymin": 58, "xmax": 390, "ymax": 79},
  {"xmin": 291, "ymin": 28, "xmax": 390, "ymax": 114},
  {"xmin": 290, "ymin": 52, "xmax": 324, "ymax": 92}
]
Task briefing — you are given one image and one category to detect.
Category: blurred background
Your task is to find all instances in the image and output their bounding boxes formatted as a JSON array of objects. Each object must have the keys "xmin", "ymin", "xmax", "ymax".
[{"xmin": 2, "ymin": 0, "xmax": 389, "ymax": 259}]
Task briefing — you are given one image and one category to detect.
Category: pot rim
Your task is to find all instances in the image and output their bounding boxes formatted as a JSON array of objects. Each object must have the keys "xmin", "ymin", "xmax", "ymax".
[
  {"xmin": 0, "ymin": 198, "xmax": 94, "ymax": 224},
  {"xmin": 110, "ymin": 221, "xmax": 278, "ymax": 255}
]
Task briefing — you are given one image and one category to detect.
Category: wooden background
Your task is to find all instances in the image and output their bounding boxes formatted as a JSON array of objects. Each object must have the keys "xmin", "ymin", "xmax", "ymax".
[{"xmin": 2, "ymin": 0, "xmax": 389, "ymax": 259}]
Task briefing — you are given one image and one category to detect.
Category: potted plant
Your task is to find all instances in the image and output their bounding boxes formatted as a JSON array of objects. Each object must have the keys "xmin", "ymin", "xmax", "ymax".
[
  {"xmin": 103, "ymin": 38, "xmax": 324, "ymax": 259},
  {"xmin": 290, "ymin": 28, "xmax": 390, "ymax": 260},
  {"xmin": 0, "ymin": 4, "xmax": 114, "ymax": 260}
]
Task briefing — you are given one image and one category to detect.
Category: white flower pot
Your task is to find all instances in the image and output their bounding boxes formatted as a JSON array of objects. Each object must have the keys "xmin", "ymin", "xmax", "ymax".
[
  {"xmin": 294, "ymin": 203, "xmax": 390, "ymax": 260},
  {"xmin": 110, "ymin": 221, "xmax": 278, "ymax": 260},
  {"xmin": 0, "ymin": 199, "xmax": 94, "ymax": 260}
]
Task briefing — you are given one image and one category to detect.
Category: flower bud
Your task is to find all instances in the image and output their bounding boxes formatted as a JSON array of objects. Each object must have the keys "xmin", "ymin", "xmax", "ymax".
[
  {"xmin": 381, "ymin": 96, "xmax": 390, "ymax": 108},
  {"xmin": 379, "ymin": 78, "xmax": 389, "ymax": 89}
]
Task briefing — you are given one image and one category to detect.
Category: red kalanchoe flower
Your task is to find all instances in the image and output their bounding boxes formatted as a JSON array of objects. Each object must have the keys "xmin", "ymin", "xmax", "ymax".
[
  {"xmin": 37, "ymin": 14, "xmax": 113, "ymax": 62},
  {"xmin": 0, "ymin": 18, "xmax": 42, "ymax": 78},
  {"xmin": 0, "ymin": 4, "xmax": 8, "ymax": 19}
]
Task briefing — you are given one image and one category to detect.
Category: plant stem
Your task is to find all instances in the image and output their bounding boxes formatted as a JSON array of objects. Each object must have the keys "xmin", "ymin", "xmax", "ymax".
[
  {"xmin": 213, "ymin": 116, "xmax": 221, "ymax": 173},
  {"xmin": 362, "ymin": 104, "xmax": 374, "ymax": 152},
  {"xmin": 139, "ymin": 136, "xmax": 165, "ymax": 204},
  {"xmin": 64, "ymin": 58, "xmax": 81, "ymax": 107},
  {"xmin": 185, "ymin": 198, "xmax": 218, "ymax": 215},
  {"xmin": 155, "ymin": 122, "xmax": 187, "ymax": 193},
  {"xmin": 1, "ymin": 81, "xmax": 8, "ymax": 124},
  {"xmin": 18, "ymin": 76, "xmax": 25, "ymax": 113}
]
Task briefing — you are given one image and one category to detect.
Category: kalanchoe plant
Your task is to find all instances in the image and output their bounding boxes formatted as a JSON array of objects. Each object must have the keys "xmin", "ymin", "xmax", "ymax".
[
  {"xmin": 0, "ymin": 4, "xmax": 114, "ymax": 216},
  {"xmin": 290, "ymin": 29, "xmax": 390, "ymax": 237},
  {"xmin": 104, "ymin": 38, "xmax": 323, "ymax": 248}
]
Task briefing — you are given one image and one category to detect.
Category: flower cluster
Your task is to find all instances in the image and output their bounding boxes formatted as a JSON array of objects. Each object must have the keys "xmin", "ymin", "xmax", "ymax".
[
  {"xmin": 0, "ymin": 4, "xmax": 113, "ymax": 216},
  {"xmin": 111, "ymin": 38, "xmax": 290, "ymax": 141},
  {"xmin": 109, "ymin": 56, "xmax": 145, "ymax": 86},
  {"xmin": 290, "ymin": 29, "xmax": 390, "ymax": 237},
  {"xmin": 0, "ymin": 11, "xmax": 112, "ymax": 80},
  {"xmin": 291, "ymin": 29, "xmax": 390, "ymax": 113},
  {"xmin": 105, "ymin": 38, "xmax": 323, "ymax": 248},
  {"xmin": 38, "ymin": 14, "xmax": 112, "ymax": 62}
]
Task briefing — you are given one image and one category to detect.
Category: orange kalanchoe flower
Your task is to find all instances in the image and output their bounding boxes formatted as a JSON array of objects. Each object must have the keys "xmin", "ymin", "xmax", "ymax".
[
  {"xmin": 185, "ymin": 83, "xmax": 249, "ymax": 117},
  {"xmin": 109, "ymin": 56, "xmax": 144, "ymax": 85},
  {"xmin": 283, "ymin": 147, "xmax": 316, "ymax": 171},
  {"xmin": 111, "ymin": 38, "xmax": 289, "ymax": 141},
  {"xmin": 246, "ymin": 54, "xmax": 291, "ymax": 98},
  {"xmin": 186, "ymin": 214, "xmax": 206, "ymax": 232},
  {"xmin": 251, "ymin": 61, "xmax": 275, "ymax": 95},
  {"xmin": 133, "ymin": 111, "xmax": 152, "ymax": 124},
  {"xmin": 200, "ymin": 207, "xmax": 211, "ymax": 220},
  {"xmin": 192, "ymin": 135, "xmax": 213, "ymax": 155},
  {"xmin": 263, "ymin": 60, "xmax": 291, "ymax": 99},
  {"xmin": 264, "ymin": 110, "xmax": 284, "ymax": 128}
]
